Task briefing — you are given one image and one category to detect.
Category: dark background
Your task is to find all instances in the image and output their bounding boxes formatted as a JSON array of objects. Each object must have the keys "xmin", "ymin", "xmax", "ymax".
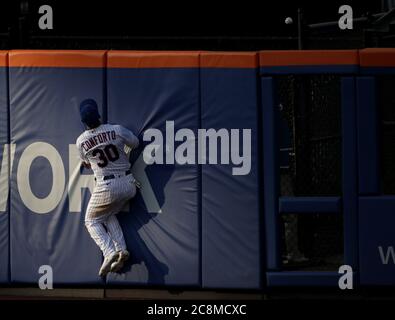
[
  {"xmin": 0, "ymin": 0, "xmax": 389, "ymax": 50},
  {"xmin": 0, "ymin": 1, "xmax": 381, "ymax": 35}
]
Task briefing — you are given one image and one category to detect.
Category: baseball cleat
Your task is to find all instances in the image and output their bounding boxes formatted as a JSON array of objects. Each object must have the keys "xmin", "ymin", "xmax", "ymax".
[
  {"xmin": 99, "ymin": 252, "xmax": 119, "ymax": 277},
  {"xmin": 110, "ymin": 250, "xmax": 130, "ymax": 273}
]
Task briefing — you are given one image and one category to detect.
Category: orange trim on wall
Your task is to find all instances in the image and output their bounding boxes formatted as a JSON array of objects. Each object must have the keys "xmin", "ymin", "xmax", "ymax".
[
  {"xmin": 3, "ymin": 49, "xmax": 381, "ymax": 69},
  {"xmin": 259, "ymin": 50, "xmax": 359, "ymax": 66},
  {"xmin": 359, "ymin": 48, "xmax": 395, "ymax": 67},
  {"xmin": 107, "ymin": 51, "xmax": 200, "ymax": 68},
  {"xmin": 0, "ymin": 51, "xmax": 7, "ymax": 67},
  {"xmin": 9, "ymin": 50, "xmax": 106, "ymax": 67},
  {"xmin": 200, "ymin": 52, "xmax": 258, "ymax": 68}
]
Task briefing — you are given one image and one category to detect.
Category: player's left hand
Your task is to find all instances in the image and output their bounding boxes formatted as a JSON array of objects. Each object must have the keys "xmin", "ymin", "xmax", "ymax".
[{"xmin": 81, "ymin": 161, "xmax": 91, "ymax": 170}]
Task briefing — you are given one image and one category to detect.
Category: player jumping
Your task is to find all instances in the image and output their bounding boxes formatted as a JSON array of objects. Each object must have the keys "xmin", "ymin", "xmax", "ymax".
[{"xmin": 76, "ymin": 99, "xmax": 140, "ymax": 277}]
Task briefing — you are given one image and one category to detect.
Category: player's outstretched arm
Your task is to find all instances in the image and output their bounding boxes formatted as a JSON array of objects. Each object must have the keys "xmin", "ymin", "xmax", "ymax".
[{"xmin": 118, "ymin": 125, "xmax": 139, "ymax": 149}]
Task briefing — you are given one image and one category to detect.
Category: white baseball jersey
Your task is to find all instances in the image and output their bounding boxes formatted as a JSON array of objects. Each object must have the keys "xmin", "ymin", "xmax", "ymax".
[
  {"xmin": 76, "ymin": 123, "xmax": 139, "ymax": 178},
  {"xmin": 77, "ymin": 124, "xmax": 139, "ymax": 259}
]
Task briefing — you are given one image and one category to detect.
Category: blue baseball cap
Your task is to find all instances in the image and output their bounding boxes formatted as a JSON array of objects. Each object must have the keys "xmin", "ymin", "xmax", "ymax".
[{"xmin": 79, "ymin": 99, "xmax": 100, "ymax": 126}]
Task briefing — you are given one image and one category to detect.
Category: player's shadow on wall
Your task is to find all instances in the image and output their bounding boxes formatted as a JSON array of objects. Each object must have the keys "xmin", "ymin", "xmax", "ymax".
[{"xmin": 111, "ymin": 149, "xmax": 173, "ymax": 285}]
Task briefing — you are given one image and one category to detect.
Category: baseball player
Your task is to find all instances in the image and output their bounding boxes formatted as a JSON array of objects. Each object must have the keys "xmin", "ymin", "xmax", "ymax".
[{"xmin": 76, "ymin": 99, "xmax": 140, "ymax": 277}]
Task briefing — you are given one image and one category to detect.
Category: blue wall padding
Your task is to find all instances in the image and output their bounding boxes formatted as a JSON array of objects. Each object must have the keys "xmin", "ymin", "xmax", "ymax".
[
  {"xmin": 200, "ymin": 53, "xmax": 261, "ymax": 288},
  {"xmin": 356, "ymin": 77, "xmax": 380, "ymax": 195},
  {"xmin": 267, "ymin": 272, "xmax": 340, "ymax": 286},
  {"xmin": 106, "ymin": 52, "xmax": 200, "ymax": 286},
  {"xmin": 0, "ymin": 53, "xmax": 9, "ymax": 283},
  {"xmin": 359, "ymin": 197, "xmax": 395, "ymax": 285},
  {"xmin": 261, "ymin": 77, "xmax": 281, "ymax": 271},
  {"xmin": 279, "ymin": 197, "xmax": 341, "ymax": 213},
  {"xmin": 9, "ymin": 52, "xmax": 106, "ymax": 284}
]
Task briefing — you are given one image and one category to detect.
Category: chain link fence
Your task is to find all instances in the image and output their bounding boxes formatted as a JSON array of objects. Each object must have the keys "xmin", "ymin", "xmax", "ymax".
[
  {"xmin": 280, "ymin": 213, "xmax": 344, "ymax": 271},
  {"xmin": 276, "ymin": 75, "xmax": 343, "ymax": 270}
]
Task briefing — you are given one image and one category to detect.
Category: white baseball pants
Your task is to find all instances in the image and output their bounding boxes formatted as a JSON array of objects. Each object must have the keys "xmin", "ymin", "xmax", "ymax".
[{"xmin": 85, "ymin": 173, "xmax": 137, "ymax": 258}]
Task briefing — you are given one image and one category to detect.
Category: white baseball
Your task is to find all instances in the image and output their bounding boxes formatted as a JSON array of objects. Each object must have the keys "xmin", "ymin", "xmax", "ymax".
[{"xmin": 285, "ymin": 17, "xmax": 293, "ymax": 25}]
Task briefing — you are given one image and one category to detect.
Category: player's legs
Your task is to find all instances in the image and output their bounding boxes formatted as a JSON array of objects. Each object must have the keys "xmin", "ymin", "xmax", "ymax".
[
  {"xmin": 85, "ymin": 211, "xmax": 120, "ymax": 277},
  {"xmin": 104, "ymin": 214, "xmax": 127, "ymax": 252},
  {"xmin": 85, "ymin": 187, "xmax": 117, "ymax": 258},
  {"xmin": 104, "ymin": 176, "xmax": 136, "ymax": 252},
  {"xmin": 85, "ymin": 219, "xmax": 117, "ymax": 258},
  {"xmin": 104, "ymin": 213, "xmax": 130, "ymax": 272},
  {"xmin": 106, "ymin": 177, "xmax": 137, "ymax": 272}
]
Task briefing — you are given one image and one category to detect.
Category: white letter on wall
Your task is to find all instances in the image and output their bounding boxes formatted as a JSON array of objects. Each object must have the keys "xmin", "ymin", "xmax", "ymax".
[
  {"xmin": 0, "ymin": 144, "xmax": 15, "ymax": 212},
  {"xmin": 17, "ymin": 142, "xmax": 65, "ymax": 214},
  {"xmin": 68, "ymin": 145, "xmax": 94, "ymax": 212}
]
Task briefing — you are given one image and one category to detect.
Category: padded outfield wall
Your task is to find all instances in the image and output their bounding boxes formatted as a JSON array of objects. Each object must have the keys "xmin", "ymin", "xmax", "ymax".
[
  {"xmin": 0, "ymin": 49, "xmax": 394, "ymax": 288},
  {"xmin": 0, "ymin": 50, "xmax": 261, "ymax": 288}
]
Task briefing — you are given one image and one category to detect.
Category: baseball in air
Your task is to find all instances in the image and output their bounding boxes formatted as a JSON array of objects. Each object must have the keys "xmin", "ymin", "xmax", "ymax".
[{"xmin": 285, "ymin": 17, "xmax": 293, "ymax": 25}]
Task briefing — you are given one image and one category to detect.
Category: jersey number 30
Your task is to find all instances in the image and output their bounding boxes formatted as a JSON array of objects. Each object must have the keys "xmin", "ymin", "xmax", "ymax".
[{"xmin": 93, "ymin": 144, "xmax": 120, "ymax": 168}]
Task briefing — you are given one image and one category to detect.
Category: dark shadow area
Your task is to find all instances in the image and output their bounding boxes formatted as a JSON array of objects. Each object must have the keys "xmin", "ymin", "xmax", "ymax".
[
  {"xmin": 109, "ymin": 146, "xmax": 174, "ymax": 285},
  {"xmin": 0, "ymin": 1, "xmax": 387, "ymax": 50}
]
